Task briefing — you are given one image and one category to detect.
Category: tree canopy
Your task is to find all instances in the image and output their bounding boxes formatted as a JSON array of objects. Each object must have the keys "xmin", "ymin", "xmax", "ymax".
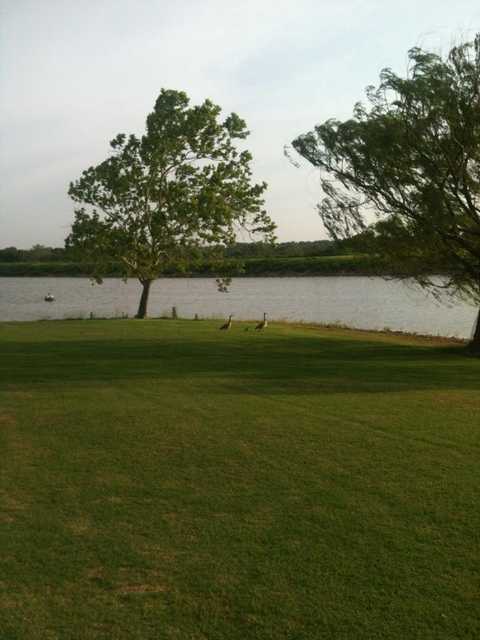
[
  {"xmin": 67, "ymin": 89, "xmax": 275, "ymax": 317},
  {"xmin": 292, "ymin": 35, "xmax": 480, "ymax": 347}
]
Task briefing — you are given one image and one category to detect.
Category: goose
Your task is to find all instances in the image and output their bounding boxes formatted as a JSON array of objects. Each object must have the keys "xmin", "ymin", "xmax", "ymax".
[
  {"xmin": 255, "ymin": 312, "xmax": 268, "ymax": 330},
  {"xmin": 219, "ymin": 314, "xmax": 233, "ymax": 330},
  {"xmin": 44, "ymin": 293, "xmax": 55, "ymax": 302}
]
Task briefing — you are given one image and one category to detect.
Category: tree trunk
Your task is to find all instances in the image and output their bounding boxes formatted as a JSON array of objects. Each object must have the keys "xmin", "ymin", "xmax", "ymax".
[
  {"xmin": 136, "ymin": 279, "xmax": 152, "ymax": 319},
  {"xmin": 470, "ymin": 308, "xmax": 480, "ymax": 355}
]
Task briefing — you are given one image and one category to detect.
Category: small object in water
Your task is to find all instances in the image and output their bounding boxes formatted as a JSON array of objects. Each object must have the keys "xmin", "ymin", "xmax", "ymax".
[{"xmin": 44, "ymin": 293, "xmax": 55, "ymax": 302}]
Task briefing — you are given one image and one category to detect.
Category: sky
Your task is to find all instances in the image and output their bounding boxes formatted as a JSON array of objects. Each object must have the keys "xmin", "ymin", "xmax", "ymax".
[{"xmin": 1, "ymin": 0, "xmax": 479, "ymax": 247}]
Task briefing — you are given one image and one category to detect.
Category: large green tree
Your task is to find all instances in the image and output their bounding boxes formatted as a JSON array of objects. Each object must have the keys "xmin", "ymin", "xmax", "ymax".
[
  {"xmin": 67, "ymin": 89, "xmax": 275, "ymax": 317},
  {"xmin": 292, "ymin": 35, "xmax": 480, "ymax": 350}
]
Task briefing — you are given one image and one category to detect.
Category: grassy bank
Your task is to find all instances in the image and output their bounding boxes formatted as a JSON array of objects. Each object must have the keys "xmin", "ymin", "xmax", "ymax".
[
  {"xmin": 1, "ymin": 320, "xmax": 479, "ymax": 639},
  {"xmin": 0, "ymin": 254, "xmax": 378, "ymax": 278}
]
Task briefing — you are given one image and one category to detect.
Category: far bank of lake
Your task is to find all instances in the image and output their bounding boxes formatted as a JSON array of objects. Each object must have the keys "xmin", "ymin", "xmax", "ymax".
[
  {"xmin": 0, "ymin": 276, "xmax": 477, "ymax": 339},
  {"xmin": 0, "ymin": 255, "xmax": 383, "ymax": 278}
]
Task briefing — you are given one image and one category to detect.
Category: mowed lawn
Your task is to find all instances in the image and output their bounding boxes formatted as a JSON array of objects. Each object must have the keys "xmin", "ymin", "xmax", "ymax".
[{"xmin": 1, "ymin": 319, "xmax": 479, "ymax": 640}]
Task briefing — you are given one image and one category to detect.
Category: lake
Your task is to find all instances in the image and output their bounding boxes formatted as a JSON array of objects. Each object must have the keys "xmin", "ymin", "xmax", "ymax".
[{"xmin": 0, "ymin": 276, "xmax": 477, "ymax": 339}]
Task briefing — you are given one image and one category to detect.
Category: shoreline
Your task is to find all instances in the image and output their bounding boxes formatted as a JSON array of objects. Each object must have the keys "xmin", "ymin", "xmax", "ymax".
[
  {"xmin": 0, "ymin": 255, "xmax": 406, "ymax": 279},
  {"xmin": 0, "ymin": 315, "xmax": 469, "ymax": 345},
  {"xmin": 0, "ymin": 272, "xmax": 384, "ymax": 278},
  {"xmin": 0, "ymin": 270, "xmax": 436, "ymax": 279}
]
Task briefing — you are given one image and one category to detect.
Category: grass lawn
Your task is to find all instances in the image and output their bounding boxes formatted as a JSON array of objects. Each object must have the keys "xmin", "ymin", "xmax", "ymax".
[{"xmin": 1, "ymin": 319, "xmax": 479, "ymax": 639}]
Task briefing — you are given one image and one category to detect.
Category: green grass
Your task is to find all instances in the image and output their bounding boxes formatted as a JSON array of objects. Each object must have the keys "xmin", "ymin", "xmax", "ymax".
[{"xmin": 1, "ymin": 319, "xmax": 479, "ymax": 639}]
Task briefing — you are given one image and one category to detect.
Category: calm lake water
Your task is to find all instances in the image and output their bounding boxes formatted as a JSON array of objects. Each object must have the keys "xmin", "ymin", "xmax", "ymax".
[{"xmin": 0, "ymin": 276, "xmax": 477, "ymax": 339}]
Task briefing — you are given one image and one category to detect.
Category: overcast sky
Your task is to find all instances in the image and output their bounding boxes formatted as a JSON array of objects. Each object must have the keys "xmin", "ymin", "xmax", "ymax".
[{"xmin": 1, "ymin": 0, "xmax": 479, "ymax": 247}]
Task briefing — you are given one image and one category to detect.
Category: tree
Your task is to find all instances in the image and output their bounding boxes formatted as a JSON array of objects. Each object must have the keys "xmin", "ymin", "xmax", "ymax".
[
  {"xmin": 67, "ymin": 89, "xmax": 275, "ymax": 318},
  {"xmin": 0, "ymin": 247, "xmax": 21, "ymax": 262},
  {"xmin": 291, "ymin": 35, "xmax": 480, "ymax": 351}
]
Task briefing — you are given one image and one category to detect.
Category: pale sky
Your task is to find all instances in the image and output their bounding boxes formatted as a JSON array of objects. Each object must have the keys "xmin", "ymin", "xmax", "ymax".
[{"xmin": 1, "ymin": 0, "xmax": 479, "ymax": 247}]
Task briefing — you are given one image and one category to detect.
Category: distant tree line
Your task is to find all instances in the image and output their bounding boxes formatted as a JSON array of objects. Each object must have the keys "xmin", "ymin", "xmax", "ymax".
[
  {"xmin": 222, "ymin": 239, "xmax": 339, "ymax": 258},
  {"xmin": 0, "ymin": 245, "xmax": 72, "ymax": 263},
  {"xmin": 0, "ymin": 239, "xmax": 367, "ymax": 263}
]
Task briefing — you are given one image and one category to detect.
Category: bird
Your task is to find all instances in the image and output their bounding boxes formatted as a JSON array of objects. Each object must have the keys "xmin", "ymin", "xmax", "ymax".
[
  {"xmin": 219, "ymin": 314, "xmax": 233, "ymax": 330},
  {"xmin": 255, "ymin": 312, "xmax": 268, "ymax": 330}
]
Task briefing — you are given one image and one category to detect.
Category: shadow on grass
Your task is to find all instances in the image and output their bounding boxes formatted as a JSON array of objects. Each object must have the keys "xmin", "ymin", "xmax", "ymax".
[{"xmin": 1, "ymin": 331, "xmax": 479, "ymax": 394}]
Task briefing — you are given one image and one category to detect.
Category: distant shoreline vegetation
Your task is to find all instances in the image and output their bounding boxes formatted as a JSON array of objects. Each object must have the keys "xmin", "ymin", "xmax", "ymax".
[
  {"xmin": 0, "ymin": 241, "xmax": 377, "ymax": 277},
  {"xmin": 0, "ymin": 255, "xmax": 431, "ymax": 278},
  {"xmin": 0, "ymin": 241, "xmax": 449, "ymax": 278}
]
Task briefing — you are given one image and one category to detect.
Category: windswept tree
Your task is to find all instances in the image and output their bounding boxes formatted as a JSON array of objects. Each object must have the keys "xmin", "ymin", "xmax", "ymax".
[
  {"xmin": 292, "ymin": 35, "xmax": 480, "ymax": 351},
  {"xmin": 67, "ymin": 89, "xmax": 275, "ymax": 317}
]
